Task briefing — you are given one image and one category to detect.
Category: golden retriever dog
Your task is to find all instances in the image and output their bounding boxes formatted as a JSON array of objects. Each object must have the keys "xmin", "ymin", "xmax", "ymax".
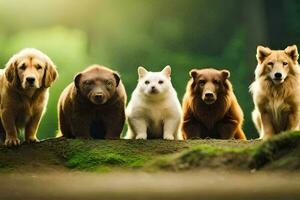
[
  {"xmin": 0, "ymin": 48, "xmax": 58, "ymax": 146},
  {"xmin": 250, "ymin": 45, "xmax": 300, "ymax": 140}
]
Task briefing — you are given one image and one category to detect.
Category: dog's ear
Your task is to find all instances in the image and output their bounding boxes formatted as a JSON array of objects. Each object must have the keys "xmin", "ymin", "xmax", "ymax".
[
  {"xmin": 44, "ymin": 56, "xmax": 58, "ymax": 88},
  {"xmin": 5, "ymin": 55, "xmax": 18, "ymax": 83},
  {"xmin": 162, "ymin": 65, "xmax": 171, "ymax": 78},
  {"xmin": 74, "ymin": 73, "xmax": 82, "ymax": 89},
  {"xmin": 285, "ymin": 45, "xmax": 299, "ymax": 62},
  {"xmin": 256, "ymin": 46, "xmax": 272, "ymax": 63},
  {"xmin": 189, "ymin": 69, "xmax": 198, "ymax": 80},
  {"xmin": 138, "ymin": 66, "xmax": 148, "ymax": 79},
  {"xmin": 113, "ymin": 72, "xmax": 120, "ymax": 87},
  {"xmin": 221, "ymin": 69, "xmax": 230, "ymax": 80}
]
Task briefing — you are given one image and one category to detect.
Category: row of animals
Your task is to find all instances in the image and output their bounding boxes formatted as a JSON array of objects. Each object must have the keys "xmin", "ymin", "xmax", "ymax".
[{"xmin": 0, "ymin": 45, "xmax": 298, "ymax": 146}]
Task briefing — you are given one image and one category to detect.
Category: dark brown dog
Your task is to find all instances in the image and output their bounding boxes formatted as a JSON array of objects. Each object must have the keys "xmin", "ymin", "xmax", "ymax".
[
  {"xmin": 181, "ymin": 68, "xmax": 246, "ymax": 140},
  {"xmin": 0, "ymin": 48, "xmax": 58, "ymax": 146},
  {"xmin": 58, "ymin": 65, "xmax": 126, "ymax": 139}
]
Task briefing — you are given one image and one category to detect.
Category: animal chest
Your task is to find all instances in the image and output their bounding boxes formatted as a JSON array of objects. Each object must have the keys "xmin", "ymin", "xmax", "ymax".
[
  {"xmin": 15, "ymin": 101, "xmax": 38, "ymax": 128},
  {"xmin": 266, "ymin": 98, "xmax": 291, "ymax": 125}
]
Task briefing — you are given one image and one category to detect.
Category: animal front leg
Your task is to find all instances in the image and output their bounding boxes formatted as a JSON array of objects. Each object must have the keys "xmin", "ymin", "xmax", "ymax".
[
  {"xmin": 128, "ymin": 117, "xmax": 147, "ymax": 140},
  {"xmin": 104, "ymin": 114, "xmax": 125, "ymax": 139},
  {"xmin": 25, "ymin": 113, "xmax": 43, "ymax": 143},
  {"xmin": 216, "ymin": 119, "xmax": 239, "ymax": 139},
  {"xmin": 70, "ymin": 116, "xmax": 92, "ymax": 139},
  {"xmin": 1, "ymin": 110, "xmax": 20, "ymax": 146},
  {"xmin": 286, "ymin": 112, "xmax": 300, "ymax": 131},
  {"xmin": 182, "ymin": 119, "xmax": 207, "ymax": 139},
  {"xmin": 260, "ymin": 113, "xmax": 275, "ymax": 140},
  {"xmin": 163, "ymin": 117, "xmax": 180, "ymax": 140}
]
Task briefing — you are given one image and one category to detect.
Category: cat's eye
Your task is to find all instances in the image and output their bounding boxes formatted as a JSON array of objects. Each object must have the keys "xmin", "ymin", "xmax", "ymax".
[
  {"xmin": 158, "ymin": 80, "xmax": 164, "ymax": 84},
  {"xmin": 145, "ymin": 80, "xmax": 150, "ymax": 85}
]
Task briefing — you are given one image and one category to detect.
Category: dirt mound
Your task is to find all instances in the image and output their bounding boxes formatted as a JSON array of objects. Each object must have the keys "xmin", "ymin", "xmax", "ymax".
[
  {"xmin": 0, "ymin": 132, "xmax": 299, "ymax": 172},
  {"xmin": 149, "ymin": 131, "xmax": 300, "ymax": 172}
]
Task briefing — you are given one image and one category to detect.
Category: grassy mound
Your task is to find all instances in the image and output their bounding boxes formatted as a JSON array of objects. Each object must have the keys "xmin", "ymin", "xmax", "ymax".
[
  {"xmin": 149, "ymin": 131, "xmax": 300, "ymax": 171},
  {"xmin": 250, "ymin": 131, "xmax": 300, "ymax": 170},
  {"xmin": 0, "ymin": 131, "xmax": 299, "ymax": 172}
]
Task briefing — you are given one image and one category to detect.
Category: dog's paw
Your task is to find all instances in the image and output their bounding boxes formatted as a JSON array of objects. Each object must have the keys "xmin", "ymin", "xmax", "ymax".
[
  {"xmin": 163, "ymin": 135, "xmax": 175, "ymax": 140},
  {"xmin": 25, "ymin": 137, "xmax": 39, "ymax": 144},
  {"xmin": 5, "ymin": 137, "xmax": 21, "ymax": 147},
  {"xmin": 136, "ymin": 134, "xmax": 147, "ymax": 140}
]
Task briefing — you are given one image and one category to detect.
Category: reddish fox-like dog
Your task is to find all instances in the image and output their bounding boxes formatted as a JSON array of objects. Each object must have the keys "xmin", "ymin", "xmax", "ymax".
[{"xmin": 250, "ymin": 45, "xmax": 300, "ymax": 140}]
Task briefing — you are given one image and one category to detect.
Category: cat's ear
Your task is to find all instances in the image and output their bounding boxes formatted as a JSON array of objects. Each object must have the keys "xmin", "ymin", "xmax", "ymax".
[
  {"xmin": 138, "ymin": 66, "xmax": 148, "ymax": 79},
  {"xmin": 162, "ymin": 65, "xmax": 171, "ymax": 78}
]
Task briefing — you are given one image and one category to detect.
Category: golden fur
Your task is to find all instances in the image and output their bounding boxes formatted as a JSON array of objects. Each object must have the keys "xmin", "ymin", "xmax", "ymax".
[
  {"xmin": 0, "ymin": 48, "xmax": 58, "ymax": 146},
  {"xmin": 250, "ymin": 45, "xmax": 300, "ymax": 140}
]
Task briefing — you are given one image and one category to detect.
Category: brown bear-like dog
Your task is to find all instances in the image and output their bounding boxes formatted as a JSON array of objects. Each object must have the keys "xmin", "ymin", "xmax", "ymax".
[
  {"xmin": 181, "ymin": 68, "xmax": 246, "ymax": 140},
  {"xmin": 58, "ymin": 65, "xmax": 126, "ymax": 139}
]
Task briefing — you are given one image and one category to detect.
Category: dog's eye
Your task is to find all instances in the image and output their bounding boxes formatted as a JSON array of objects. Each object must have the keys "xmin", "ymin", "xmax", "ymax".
[
  {"xmin": 213, "ymin": 80, "xmax": 220, "ymax": 84},
  {"xmin": 145, "ymin": 80, "xmax": 150, "ymax": 85},
  {"xmin": 283, "ymin": 62, "xmax": 288, "ymax": 66},
  {"xmin": 198, "ymin": 80, "xmax": 206, "ymax": 86},
  {"xmin": 84, "ymin": 80, "xmax": 92, "ymax": 85},
  {"xmin": 36, "ymin": 64, "xmax": 42, "ymax": 70},
  {"xmin": 158, "ymin": 80, "xmax": 164, "ymax": 84},
  {"xmin": 106, "ymin": 80, "xmax": 112, "ymax": 86},
  {"xmin": 267, "ymin": 62, "xmax": 274, "ymax": 66},
  {"xmin": 19, "ymin": 64, "xmax": 26, "ymax": 70}
]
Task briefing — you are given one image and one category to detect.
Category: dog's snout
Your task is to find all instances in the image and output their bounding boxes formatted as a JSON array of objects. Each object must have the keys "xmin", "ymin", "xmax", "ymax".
[
  {"xmin": 205, "ymin": 92, "xmax": 214, "ymax": 98},
  {"xmin": 274, "ymin": 72, "xmax": 282, "ymax": 79},
  {"xmin": 26, "ymin": 77, "xmax": 35, "ymax": 84},
  {"xmin": 94, "ymin": 93, "xmax": 104, "ymax": 101}
]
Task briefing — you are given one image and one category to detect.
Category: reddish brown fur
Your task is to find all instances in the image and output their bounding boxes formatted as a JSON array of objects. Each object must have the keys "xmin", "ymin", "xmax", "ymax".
[
  {"xmin": 181, "ymin": 68, "xmax": 246, "ymax": 140},
  {"xmin": 58, "ymin": 65, "xmax": 126, "ymax": 139}
]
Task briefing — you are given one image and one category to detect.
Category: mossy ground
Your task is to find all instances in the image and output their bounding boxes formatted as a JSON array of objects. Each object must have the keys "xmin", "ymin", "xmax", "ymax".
[{"xmin": 0, "ymin": 131, "xmax": 300, "ymax": 173}]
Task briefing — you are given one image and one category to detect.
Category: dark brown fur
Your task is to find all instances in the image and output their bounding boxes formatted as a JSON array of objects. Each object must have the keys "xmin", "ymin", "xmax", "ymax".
[
  {"xmin": 58, "ymin": 65, "xmax": 126, "ymax": 139},
  {"xmin": 181, "ymin": 68, "xmax": 246, "ymax": 140}
]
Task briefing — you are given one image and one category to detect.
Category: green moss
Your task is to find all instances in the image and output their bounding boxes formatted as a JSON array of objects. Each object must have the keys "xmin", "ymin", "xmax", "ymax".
[
  {"xmin": 250, "ymin": 131, "xmax": 300, "ymax": 169},
  {"xmin": 5, "ymin": 134, "xmax": 300, "ymax": 173},
  {"xmin": 147, "ymin": 144, "xmax": 254, "ymax": 171},
  {"xmin": 63, "ymin": 139, "xmax": 153, "ymax": 170}
]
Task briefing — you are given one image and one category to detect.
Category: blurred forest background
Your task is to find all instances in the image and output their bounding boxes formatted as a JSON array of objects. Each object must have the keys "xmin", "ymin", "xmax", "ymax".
[{"xmin": 0, "ymin": 0, "xmax": 299, "ymax": 139}]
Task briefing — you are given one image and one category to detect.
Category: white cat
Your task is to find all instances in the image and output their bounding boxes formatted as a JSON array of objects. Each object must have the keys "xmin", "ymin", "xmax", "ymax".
[{"xmin": 125, "ymin": 65, "xmax": 182, "ymax": 140}]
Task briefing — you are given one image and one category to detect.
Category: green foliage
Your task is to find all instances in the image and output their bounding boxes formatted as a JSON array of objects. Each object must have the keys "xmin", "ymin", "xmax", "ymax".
[
  {"xmin": 0, "ymin": 0, "xmax": 299, "ymax": 140},
  {"xmin": 1, "ymin": 27, "xmax": 89, "ymax": 139}
]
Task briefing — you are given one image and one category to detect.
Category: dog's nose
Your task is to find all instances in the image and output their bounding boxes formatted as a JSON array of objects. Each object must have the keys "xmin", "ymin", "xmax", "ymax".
[
  {"xmin": 205, "ymin": 92, "xmax": 214, "ymax": 98},
  {"xmin": 274, "ymin": 72, "xmax": 282, "ymax": 79},
  {"xmin": 26, "ymin": 77, "xmax": 35, "ymax": 84},
  {"xmin": 94, "ymin": 93, "xmax": 103, "ymax": 101}
]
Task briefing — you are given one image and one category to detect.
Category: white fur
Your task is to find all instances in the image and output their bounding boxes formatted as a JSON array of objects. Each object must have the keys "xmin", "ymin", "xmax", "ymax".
[{"xmin": 125, "ymin": 66, "xmax": 182, "ymax": 140}]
